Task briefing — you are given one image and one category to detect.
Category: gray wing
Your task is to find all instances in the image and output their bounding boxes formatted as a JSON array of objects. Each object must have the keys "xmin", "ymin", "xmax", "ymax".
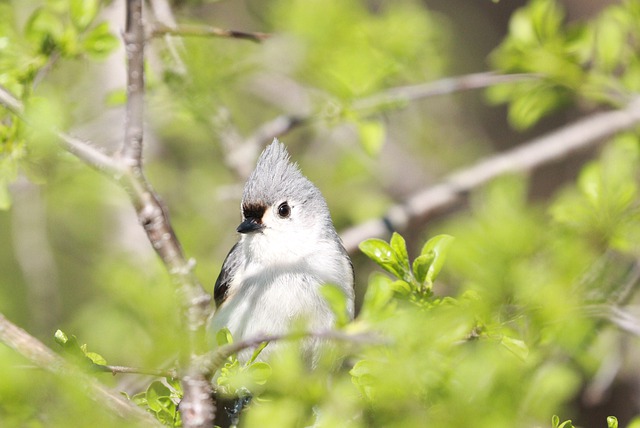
[{"xmin": 214, "ymin": 242, "xmax": 242, "ymax": 308}]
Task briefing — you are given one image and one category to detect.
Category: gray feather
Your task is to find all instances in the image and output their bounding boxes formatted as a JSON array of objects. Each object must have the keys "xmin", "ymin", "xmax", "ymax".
[
  {"xmin": 242, "ymin": 139, "xmax": 326, "ymax": 213},
  {"xmin": 214, "ymin": 242, "xmax": 242, "ymax": 307}
]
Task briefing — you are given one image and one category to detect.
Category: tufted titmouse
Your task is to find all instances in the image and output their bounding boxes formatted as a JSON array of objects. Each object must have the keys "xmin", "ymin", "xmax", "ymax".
[{"xmin": 210, "ymin": 139, "xmax": 355, "ymax": 363}]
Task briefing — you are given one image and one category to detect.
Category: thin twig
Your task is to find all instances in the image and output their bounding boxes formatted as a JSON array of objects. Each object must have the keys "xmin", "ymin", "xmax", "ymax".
[
  {"xmin": 222, "ymin": 113, "xmax": 307, "ymax": 180},
  {"xmin": 216, "ymin": 73, "xmax": 536, "ymax": 180},
  {"xmin": 0, "ymin": 84, "xmax": 124, "ymax": 175},
  {"xmin": 0, "ymin": 313, "xmax": 161, "ymax": 426},
  {"xmin": 198, "ymin": 330, "xmax": 386, "ymax": 376},
  {"xmin": 150, "ymin": 23, "xmax": 270, "ymax": 43},
  {"xmin": 97, "ymin": 364, "xmax": 178, "ymax": 378},
  {"xmin": 340, "ymin": 98, "xmax": 640, "ymax": 253},
  {"xmin": 352, "ymin": 72, "xmax": 538, "ymax": 113}
]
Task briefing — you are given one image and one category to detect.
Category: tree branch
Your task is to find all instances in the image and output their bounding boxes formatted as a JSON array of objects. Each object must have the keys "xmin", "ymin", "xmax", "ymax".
[
  {"xmin": 0, "ymin": 312, "xmax": 161, "ymax": 426},
  {"xmin": 2, "ymin": 2, "xmax": 215, "ymax": 424},
  {"xmin": 197, "ymin": 330, "xmax": 385, "ymax": 376},
  {"xmin": 0, "ymin": 85, "xmax": 123, "ymax": 175},
  {"xmin": 120, "ymin": 0, "xmax": 146, "ymax": 166},
  {"xmin": 120, "ymin": 2, "xmax": 214, "ymax": 426},
  {"xmin": 97, "ymin": 364, "xmax": 178, "ymax": 378},
  {"xmin": 352, "ymin": 71, "xmax": 537, "ymax": 113},
  {"xmin": 150, "ymin": 23, "xmax": 270, "ymax": 43},
  {"xmin": 340, "ymin": 98, "xmax": 640, "ymax": 253}
]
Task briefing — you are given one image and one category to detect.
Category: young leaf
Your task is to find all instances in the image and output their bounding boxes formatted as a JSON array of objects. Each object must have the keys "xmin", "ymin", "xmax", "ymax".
[
  {"xmin": 70, "ymin": 0, "xmax": 99, "ymax": 31},
  {"xmin": 358, "ymin": 274, "xmax": 396, "ymax": 321},
  {"xmin": 412, "ymin": 253, "xmax": 434, "ymax": 285},
  {"xmin": 420, "ymin": 234, "xmax": 455, "ymax": 283},
  {"xmin": 85, "ymin": 351, "xmax": 107, "ymax": 366},
  {"xmin": 248, "ymin": 342, "xmax": 270, "ymax": 365},
  {"xmin": 247, "ymin": 362, "xmax": 272, "ymax": 385},
  {"xmin": 390, "ymin": 232, "xmax": 411, "ymax": 278},
  {"xmin": 54, "ymin": 329, "xmax": 69, "ymax": 345},
  {"xmin": 500, "ymin": 336, "xmax": 529, "ymax": 361},
  {"xmin": 359, "ymin": 238, "xmax": 405, "ymax": 279},
  {"xmin": 607, "ymin": 416, "xmax": 619, "ymax": 428},
  {"xmin": 145, "ymin": 381, "xmax": 171, "ymax": 413},
  {"xmin": 320, "ymin": 284, "xmax": 350, "ymax": 327},
  {"xmin": 390, "ymin": 279, "xmax": 412, "ymax": 296},
  {"xmin": 216, "ymin": 328, "xmax": 234, "ymax": 346},
  {"xmin": 82, "ymin": 22, "xmax": 118, "ymax": 59},
  {"xmin": 356, "ymin": 119, "xmax": 385, "ymax": 156}
]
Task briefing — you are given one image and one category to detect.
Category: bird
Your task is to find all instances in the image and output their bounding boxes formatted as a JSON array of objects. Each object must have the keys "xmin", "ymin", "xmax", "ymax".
[{"xmin": 210, "ymin": 139, "xmax": 355, "ymax": 364}]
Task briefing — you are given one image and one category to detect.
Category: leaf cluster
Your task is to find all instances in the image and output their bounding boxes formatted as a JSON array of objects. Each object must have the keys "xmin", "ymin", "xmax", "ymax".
[{"xmin": 489, "ymin": 0, "xmax": 640, "ymax": 129}]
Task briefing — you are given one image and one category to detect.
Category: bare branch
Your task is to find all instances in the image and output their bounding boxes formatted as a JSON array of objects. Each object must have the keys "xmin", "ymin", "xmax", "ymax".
[
  {"xmin": 340, "ymin": 98, "xmax": 640, "ymax": 253},
  {"xmin": 352, "ymin": 72, "xmax": 538, "ymax": 113},
  {"xmin": 222, "ymin": 113, "xmax": 307, "ymax": 180},
  {"xmin": 0, "ymin": 312, "xmax": 161, "ymax": 426},
  {"xmin": 585, "ymin": 304, "xmax": 640, "ymax": 337},
  {"xmin": 97, "ymin": 364, "xmax": 178, "ymax": 378},
  {"xmin": 150, "ymin": 23, "xmax": 270, "ymax": 43},
  {"xmin": 120, "ymin": 0, "xmax": 146, "ymax": 166},
  {"xmin": 0, "ymin": 85, "xmax": 124, "ymax": 175}
]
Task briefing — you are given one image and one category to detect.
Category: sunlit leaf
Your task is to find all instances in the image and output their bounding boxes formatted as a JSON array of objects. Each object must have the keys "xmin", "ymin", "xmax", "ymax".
[
  {"xmin": 70, "ymin": 0, "xmax": 99, "ymax": 31},
  {"xmin": 320, "ymin": 284, "xmax": 350, "ymax": 327},
  {"xmin": 359, "ymin": 238, "xmax": 405, "ymax": 279},
  {"xmin": 82, "ymin": 22, "xmax": 118, "ymax": 59},
  {"xmin": 356, "ymin": 119, "xmax": 385, "ymax": 156},
  {"xmin": 420, "ymin": 234, "xmax": 455, "ymax": 283},
  {"xmin": 247, "ymin": 362, "xmax": 272, "ymax": 385}
]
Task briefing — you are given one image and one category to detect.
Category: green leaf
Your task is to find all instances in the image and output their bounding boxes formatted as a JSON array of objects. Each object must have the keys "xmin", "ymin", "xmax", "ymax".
[
  {"xmin": 500, "ymin": 336, "xmax": 529, "ymax": 361},
  {"xmin": 350, "ymin": 359, "xmax": 376, "ymax": 400},
  {"xmin": 420, "ymin": 234, "xmax": 455, "ymax": 283},
  {"xmin": 105, "ymin": 88, "xmax": 127, "ymax": 107},
  {"xmin": 412, "ymin": 253, "xmax": 434, "ymax": 285},
  {"xmin": 359, "ymin": 238, "xmax": 405, "ymax": 279},
  {"xmin": 390, "ymin": 232, "xmax": 410, "ymax": 277},
  {"xmin": 551, "ymin": 415, "xmax": 560, "ymax": 428},
  {"xmin": 145, "ymin": 381, "xmax": 172, "ymax": 413},
  {"xmin": 248, "ymin": 341, "xmax": 269, "ymax": 365},
  {"xmin": 85, "ymin": 351, "xmax": 107, "ymax": 366},
  {"xmin": 54, "ymin": 329, "xmax": 69, "ymax": 345},
  {"xmin": 70, "ymin": 0, "xmax": 99, "ymax": 31},
  {"xmin": 82, "ymin": 22, "xmax": 118, "ymax": 59},
  {"xmin": 320, "ymin": 284, "xmax": 350, "ymax": 327},
  {"xmin": 216, "ymin": 328, "xmax": 234, "ymax": 346},
  {"xmin": 356, "ymin": 119, "xmax": 385, "ymax": 156},
  {"xmin": 358, "ymin": 274, "xmax": 395, "ymax": 320},
  {"xmin": 25, "ymin": 8, "xmax": 64, "ymax": 51},
  {"xmin": 247, "ymin": 362, "xmax": 272, "ymax": 385},
  {"xmin": 607, "ymin": 416, "xmax": 618, "ymax": 428},
  {"xmin": 390, "ymin": 279, "xmax": 412, "ymax": 296}
]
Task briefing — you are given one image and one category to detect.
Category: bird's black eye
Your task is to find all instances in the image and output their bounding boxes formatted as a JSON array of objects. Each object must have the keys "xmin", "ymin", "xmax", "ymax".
[{"xmin": 277, "ymin": 202, "xmax": 291, "ymax": 218}]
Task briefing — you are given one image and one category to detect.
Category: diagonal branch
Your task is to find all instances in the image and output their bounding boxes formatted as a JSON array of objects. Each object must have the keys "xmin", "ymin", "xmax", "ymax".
[
  {"xmin": 352, "ymin": 71, "xmax": 538, "ymax": 113},
  {"xmin": 340, "ymin": 98, "xmax": 640, "ymax": 253},
  {"xmin": 0, "ymin": 85, "xmax": 122, "ymax": 175},
  {"xmin": 0, "ymin": 312, "xmax": 162, "ymax": 426},
  {"xmin": 150, "ymin": 23, "xmax": 270, "ymax": 43}
]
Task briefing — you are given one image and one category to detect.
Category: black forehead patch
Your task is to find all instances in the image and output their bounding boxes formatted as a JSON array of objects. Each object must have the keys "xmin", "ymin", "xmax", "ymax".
[{"xmin": 242, "ymin": 203, "xmax": 266, "ymax": 220}]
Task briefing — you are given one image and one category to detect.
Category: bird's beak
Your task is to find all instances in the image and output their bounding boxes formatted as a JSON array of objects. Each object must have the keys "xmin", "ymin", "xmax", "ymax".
[{"xmin": 237, "ymin": 218, "xmax": 264, "ymax": 234}]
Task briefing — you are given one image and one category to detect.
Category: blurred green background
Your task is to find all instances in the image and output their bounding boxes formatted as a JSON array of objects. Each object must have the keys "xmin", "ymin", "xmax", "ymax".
[{"xmin": 2, "ymin": 0, "xmax": 640, "ymax": 426}]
